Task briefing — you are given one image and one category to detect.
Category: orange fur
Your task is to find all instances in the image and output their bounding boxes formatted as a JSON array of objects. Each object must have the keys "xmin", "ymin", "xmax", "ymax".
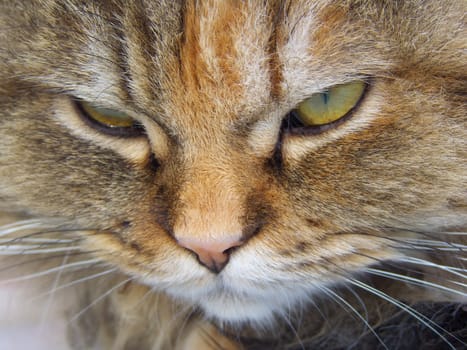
[{"xmin": 0, "ymin": 0, "xmax": 465, "ymax": 349}]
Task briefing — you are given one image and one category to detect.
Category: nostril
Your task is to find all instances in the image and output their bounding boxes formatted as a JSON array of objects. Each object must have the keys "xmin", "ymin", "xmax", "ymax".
[
  {"xmin": 222, "ymin": 245, "xmax": 239, "ymax": 255},
  {"xmin": 243, "ymin": 221, "xmax": 263, "ymax": 242},
  {"xmin": 177, "ymin": 237, "xmax": 243, "ymax": 273}
]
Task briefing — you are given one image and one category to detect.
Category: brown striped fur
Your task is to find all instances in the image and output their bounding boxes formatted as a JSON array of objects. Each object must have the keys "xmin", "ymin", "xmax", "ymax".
[{"xmin": 0, "ymin": 1, "xmax": 465, "ymax": 349}]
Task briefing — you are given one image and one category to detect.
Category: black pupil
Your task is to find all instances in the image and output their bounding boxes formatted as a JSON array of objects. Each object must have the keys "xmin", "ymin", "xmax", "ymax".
[{"xmin": 322, "ymin": 90, "xmax": 329, "ymax": 104}]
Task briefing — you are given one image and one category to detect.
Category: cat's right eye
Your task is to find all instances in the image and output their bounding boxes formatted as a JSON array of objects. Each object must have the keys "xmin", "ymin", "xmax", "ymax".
[{"xmin": 74, "ymin": 100, "xmax": 145, "ymax": 137}]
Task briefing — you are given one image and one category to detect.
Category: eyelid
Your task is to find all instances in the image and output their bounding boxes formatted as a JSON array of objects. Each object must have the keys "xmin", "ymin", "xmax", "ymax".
[{"xmin": 52, "ymin": 98, "xmax": 151, "ymax": 164}]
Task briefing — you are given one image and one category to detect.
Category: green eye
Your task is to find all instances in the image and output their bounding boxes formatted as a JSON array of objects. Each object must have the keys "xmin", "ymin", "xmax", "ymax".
[
  {"xmin": 76, "ymin": 100, "xmax": 144, "ymax": 137},
  {"xmin": 294, "ymin": 80, "xmax": 366, "ymax": 127}
]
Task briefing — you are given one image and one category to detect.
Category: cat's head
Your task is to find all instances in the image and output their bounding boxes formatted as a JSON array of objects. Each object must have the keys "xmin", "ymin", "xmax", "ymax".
[{"xmin": 0, "ymin": 0, "xmax": 465, "ymax": 324}]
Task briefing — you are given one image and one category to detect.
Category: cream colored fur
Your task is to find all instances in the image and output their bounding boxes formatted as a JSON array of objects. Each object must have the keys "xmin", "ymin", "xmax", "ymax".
[{"xmin": 0, "ymin": 1, "xmax": 465, "ymax": 349}]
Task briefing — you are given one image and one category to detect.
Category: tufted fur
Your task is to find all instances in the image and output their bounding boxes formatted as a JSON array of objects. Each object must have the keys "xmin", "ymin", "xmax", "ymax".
[{"xmin": 0, "ymin": 1, "xmax": 465, "ymax": 349}]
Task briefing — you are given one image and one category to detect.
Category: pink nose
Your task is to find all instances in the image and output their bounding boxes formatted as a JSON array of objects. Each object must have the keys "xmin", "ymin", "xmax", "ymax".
[{"xmin": 177, "ymin": 237, "xmax": 243, "ymax": 273}]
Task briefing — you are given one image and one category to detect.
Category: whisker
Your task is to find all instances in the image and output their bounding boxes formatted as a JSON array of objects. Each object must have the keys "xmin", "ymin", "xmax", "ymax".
[
  {"xmin": 435, "ymin": 231, "xmax": 467, "ymax": 236},
  {"xmin": 320, "ymin": 253, "xmax": 466, "ymax": 348},
  {"xmin": 5, "ymin": 228, "xmax": 92, "ymax": 240},
  {"xmin": 199, "ymin": 325, "xmax": 226, "ymax": 350},
  {"xmin": 270, "ymin": 283, "xmax": 305, "ymax": 350},
  {"xmin": 357, "ymin": 231, "xmax": 466, "ymax": 254},
  {"xmin": 0, "ymin": 237, "xmax": 78, "ymax": 244},
  {"xmin": 0, "ymin": 250, "xmax": 103, "ymax": 273},
  {"xmin": 343, "ymin": 284, "xmax": 369, "ymax": 324},
  {"xmin": 318, "ymin": 285, "xmax": 389, "ymax": 350},
  {"xmin": 133, "ymin": 285, "xmax": 158, "ymax": 310},
  {"xmin": 39, "ymin": 253, "xmax": 70, "ymax": 332},
  {"xmin": 355, "ymin": 253, "xmax": 466, "ymax": 294},
  {"xmin": 304, "ymin": 293, "xmax": 329, "ymax": 325},
  {"xmin": 173, "ymin": 302, "xmax": 198, "ymax": 348},
  {"xmin": 0, "ymin": 220, "xmax": 59, "ymax": 236},
  {"xmin": 383, "ymin": 227, "xmax": 467, "ymax": 251},
  {"xmin": 279, "ymin": 308, "xmax": 305, "ymax": 350},
  {"xmin": 0, "ymin": 246, "xmax": 81, "ymax": 255},
  {"xmin": 350, "ymin": 251, "xmax": 436, "ymax": 283},
  {"xmin": 348, "ymin": 278, "xmax": 464, "ymax": 350},
  {"xmin": 395, "ymin": 244, "xmax": 466, "ymax": 253},
  {"xmin": 68, "ymin": 277, "xmax": 133, "ymax": 323},
  {"xmin": 0, "ymin": 218, "xmax": 60, "ymax": 228},
  {"xmin": 366, "ymin": 268, "xmax": 466, "ymax": 298},
  {"xmin": 31, "ymin": 267, "xmax": 119, "ymax": 300},
  {"xmin": 398, "ymin": 257, "xmax": 466, "ymax": 278},
  {"xmin": 0, "ymin": 258, "xmax": 103, "ymax": 284},
  {"xmin": 0, "ymin": 228, "xmax": 94, "ymax": 253},
  {"xmin": 450, "ymin": 281, "xmax": 467, "ymax": 288},
  {"xmin": 395, "ymin": 238, "xmax": 466, "ymax": 252}
]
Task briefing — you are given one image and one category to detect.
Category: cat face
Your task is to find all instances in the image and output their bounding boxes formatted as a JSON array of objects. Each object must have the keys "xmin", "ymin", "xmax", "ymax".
[{"xmin": 0, "ymin": 0, "xmax": 465, "ymax": 325}]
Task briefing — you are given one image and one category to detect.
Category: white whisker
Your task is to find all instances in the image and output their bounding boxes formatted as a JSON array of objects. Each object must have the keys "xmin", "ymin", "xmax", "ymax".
[
  {"xmin": 173, "ymin": 304, "xmax": 198, "ymax": 349},
  {"xmin": 0, "ymin": 238, "xmax": 76, "ymax": 244},
  {"xmin": 0, "ymin": 219, "xmax": 62, "ymax": 228},
  {"xmin": 31, "ymin": 267, "xmax": 119, "ymax": 300},
  {"xmin": 0, "ymin": 219, "xmax": 49, "ymax": 229},
  {"xmin": 397, "ymin": 257, "xmax": 467, "ymax": 278},
  {"xmin": 399, "ymin": 238, "xmax": 467, "ymax": 250},
  {"xmin": 0, "ymin": 222, "xmax": 54, "ymax": 236},
  {"xmin": 348, "ymin": 278, "xmax": 463, "ymax": 350},
  {"xmin": 438, "ymin": 231, "xmax": 467, "ymax": 235},
  {"xmin": 319, "ymin": 285, "xmax": 388, "ymax": 350},
  {"xmin": 278, "ymin": 300, "xmax": 305, "ymax": 350},
  {"xmin": 366, "ymin": 268, "xmax": 466, "ymax": 297},
  {"xmin": 0, "ymin": 246, "xmax": 81, "ymax": 255},
  {"xmin": 39, "ymin": 253, "xmax": 69, "ymax": 332},
  {"xmin": 0, "ymin": 258, "xmax": 102, "ymax": 284},
  {"xmin": 344, "ymin": 285, "xmax": 369, "ymax": 322},
  {"xmin": 450, "ymin": 280, "xmax": 467, "ymax": 288},
  {"xmin": 68, "ymin": 277, "xmax": 133, "ymax": 323}
]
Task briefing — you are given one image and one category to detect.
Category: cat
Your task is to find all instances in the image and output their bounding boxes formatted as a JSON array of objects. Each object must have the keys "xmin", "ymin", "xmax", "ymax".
[{"xmin": 0, "ymin": 0, "xmax": 465, "ymax": 349}]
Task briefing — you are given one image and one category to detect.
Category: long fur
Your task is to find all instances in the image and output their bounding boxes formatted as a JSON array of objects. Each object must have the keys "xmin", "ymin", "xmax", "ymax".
[{"xmin": 0, "ymin": 1, "xmax": 465, "ymax": 349}]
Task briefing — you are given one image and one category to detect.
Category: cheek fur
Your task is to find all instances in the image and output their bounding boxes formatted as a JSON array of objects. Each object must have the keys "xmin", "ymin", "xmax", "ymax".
[{"xmin": 0, "ymin": 0, "xmax": 465, "ymax": 349}]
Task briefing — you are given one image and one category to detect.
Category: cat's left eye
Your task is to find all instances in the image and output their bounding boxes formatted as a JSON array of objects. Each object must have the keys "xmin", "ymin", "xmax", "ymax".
[
  {"xmin": 75, "ymin": 100, "xmax": 145, "ymax": 137},
  {"xmin": 285, "ymin": 80, "xmax": 366, "ymax": 134}
]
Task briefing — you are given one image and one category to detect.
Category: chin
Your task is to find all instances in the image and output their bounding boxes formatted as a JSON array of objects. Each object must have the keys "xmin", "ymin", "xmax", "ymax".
[
  {"xmin": 167, "ymin": 278, "xmax": 310, "ymax": 327},
  {"xmin": 199, "ymin": 294, "xmax": 277, "ymax": 325}
]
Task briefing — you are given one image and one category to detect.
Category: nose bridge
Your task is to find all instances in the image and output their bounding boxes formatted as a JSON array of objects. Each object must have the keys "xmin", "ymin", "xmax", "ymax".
[{"xmin": 173, "ymin": 151, "xmax": 245, "ymax": 242}]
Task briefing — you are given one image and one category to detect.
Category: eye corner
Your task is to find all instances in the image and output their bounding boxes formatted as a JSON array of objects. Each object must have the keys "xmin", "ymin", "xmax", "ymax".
[{"xmin": 72, "ymin": 98, "xmax": 146, "ymax": 138}]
